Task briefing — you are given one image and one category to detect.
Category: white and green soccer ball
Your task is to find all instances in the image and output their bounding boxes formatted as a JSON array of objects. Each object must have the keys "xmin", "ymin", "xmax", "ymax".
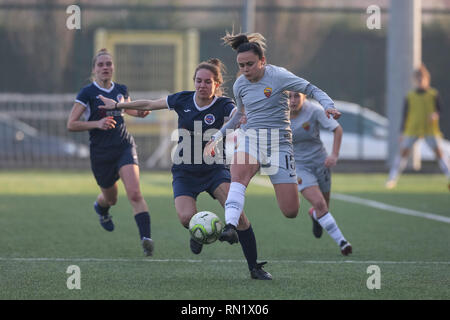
[{"xmin": 189, "ymin": 211, "xmax": 223, "ymax": 244}]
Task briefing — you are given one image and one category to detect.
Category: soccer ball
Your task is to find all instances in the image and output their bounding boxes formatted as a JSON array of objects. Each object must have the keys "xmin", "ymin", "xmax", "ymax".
[{"xmin": 189, "ymin": 211, "xmax": 223, "ymax": 244}]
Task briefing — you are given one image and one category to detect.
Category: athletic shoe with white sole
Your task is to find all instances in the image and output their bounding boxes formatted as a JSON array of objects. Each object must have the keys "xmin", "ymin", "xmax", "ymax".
[
  {"xmin": 385, "ymin": 179, "xmax": 397, "ymax": 189},
  {"xmin": 142, "ymin": 237, "xmax": 154, "ymax": 257},
  {"xmin": 308, "ymin": 207, "xmax": 323, "ymax": 238},
  {"xmin": 219, "ymin": 223, "xmax": 239, "ymax": 244},
  {"xmin": 340, "ymin": 240, "xmax": 353, "ymax": 256},
  {"xmin": 250, "ymin": 262, "xmax": 272, "ymax": 280},
  {"xmin": 94, "ymin": 202, "xmax": 114, "ymax": 232},
  {"xmin": 190, "ymin": 237, "xmax": 203, "ymax": 255}
]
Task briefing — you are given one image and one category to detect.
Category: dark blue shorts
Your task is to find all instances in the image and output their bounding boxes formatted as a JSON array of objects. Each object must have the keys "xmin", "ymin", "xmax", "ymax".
[
  {"xmin": 171, "ymin": 166, "xmax": 231, "ymax": 200},
  {"xmin": 90, "ymin": 145, "xmax": 138, "ymax": 189}
]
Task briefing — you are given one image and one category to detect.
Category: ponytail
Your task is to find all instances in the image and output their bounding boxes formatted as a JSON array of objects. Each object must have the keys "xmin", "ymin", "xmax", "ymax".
[{"xmin": 222, "ymin": 32, "xmax": 266, "ymax": 59}]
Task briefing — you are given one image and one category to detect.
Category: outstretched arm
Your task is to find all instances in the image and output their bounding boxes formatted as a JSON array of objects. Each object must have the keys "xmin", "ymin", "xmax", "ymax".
[
  {"xmin": 203, "ymin": 105, "xmax": 245, "ymax": 157},
  {"xmin": 283, "ymin": 70, "xmax": 341, "ymax": 119},
  {"xmin": 217, "ymin": 106, "xmax": 245, "ymax": 140},
  {"xmin": 98, "ymin": 95, "xmax": 168, "ymax": 111},
  {"xmin": 324, "ymin": 125, "xmax": 343, "ymax": 168},
  {"xmin": 122, "ymin": 97, "xmax": 151, "ymax": 118}
]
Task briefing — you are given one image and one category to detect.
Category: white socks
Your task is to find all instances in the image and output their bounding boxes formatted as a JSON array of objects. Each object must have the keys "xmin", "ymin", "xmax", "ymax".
[
  {"xmin": 315, "ymin": 211, "xmax": 346, "ymax": 246},
  {"xmin": 225, "ymin": 182, "xmax": 247, "ymax": 227},
  {"xmin": 438, "ymin": 157, "xmax": 450, "ymax": 179},
  {"xmin": 388, "ymin": 155, "xmax": 408, "ymax": 181}
]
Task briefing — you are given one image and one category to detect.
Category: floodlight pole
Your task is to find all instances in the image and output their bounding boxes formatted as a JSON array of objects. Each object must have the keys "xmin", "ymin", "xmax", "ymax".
[
  {"xmin": 243, "ymin": 0, "xmax": 255, "ymax": 33},
  {"xmin": 386, "ymin": 0, "xmax": 422, "ymax": 166}
]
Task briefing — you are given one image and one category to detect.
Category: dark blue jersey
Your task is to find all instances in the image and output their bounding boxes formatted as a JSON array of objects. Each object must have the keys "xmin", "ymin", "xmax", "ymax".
[
  {"xmin": 167, "ymin": 91, "xmax": 236, "ymax": 171},
  {"xmin": 75, "ymin": 81, "xmax": 134, "ymax": 149}
]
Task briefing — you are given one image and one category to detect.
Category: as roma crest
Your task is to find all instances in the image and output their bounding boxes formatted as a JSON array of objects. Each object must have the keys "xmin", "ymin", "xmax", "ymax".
[
  {"xmin": 302, "ymin": 122, "xmax": 310, "ymax": 131},
  {"xmin": 264, "ymin": 87, "xmax": 272, "ymax": 98}
]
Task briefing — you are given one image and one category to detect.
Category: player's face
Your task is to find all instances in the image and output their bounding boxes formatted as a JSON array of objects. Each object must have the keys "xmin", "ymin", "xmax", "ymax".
[
  {"xmin": 194, "ymin": 68, "xmax": 218, "ymax": 100},
  {"xmin": 237, "ymin": 51, "xmax": 265, "ymax": 82},
  {"xmin": 415, "ymin": 74, "xmax": 430, "ymax": 90},
  {"xmin": 288, "ymin": 92, "xmax": 305, "ymax": 111},
  {"xmin": 93, "ymin": 55, "xmax": 114, "ymax": 82}
]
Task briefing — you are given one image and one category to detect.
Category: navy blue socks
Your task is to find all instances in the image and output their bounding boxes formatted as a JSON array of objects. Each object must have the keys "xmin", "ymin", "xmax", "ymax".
[
  {"xmin": 94, "ymin": 201, "xmax": 110, "ymax": 215},
  {"xmin": 134, "ymin": 212, "xmax": 151, "ymax": 239},
  {"xmin": 237, "ymin": 225, "xmax": 258, "ymax": 271}
]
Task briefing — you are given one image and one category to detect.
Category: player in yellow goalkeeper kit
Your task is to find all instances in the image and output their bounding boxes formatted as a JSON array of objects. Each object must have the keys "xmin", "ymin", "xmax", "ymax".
[{"xmin": 386, "ymin": 64, "xmax": 450, "ymax": 190}]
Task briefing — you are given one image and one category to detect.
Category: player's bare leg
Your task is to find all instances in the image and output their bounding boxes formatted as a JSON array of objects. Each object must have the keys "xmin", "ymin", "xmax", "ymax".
[
  {"xmin": 94, "ymin": 183, "xmax": 118, "ymax": 232},
  {"xmin": 220, "ymin": 153, "xmax": 259, "ymax": 244},
  {"xmin": 386, "ymin": 147, "xmax": 411, "ymax": 189},
  {"xmin": 301, "ymin": 186, "xmax": 325, "ymax": 238},
  {"xmin": 119, "ymin": 164, "xmax": 153, "ymax": 256},
  {"xmin": 432, "ymin": 146, "xmax": 450, "ymax": 190},
  {"xmin": 302, "ymin": 186, "xmax": 351, "ymax": 256},
  {"xmin": 119, "ymin": 164, "xmax": 148, "ymax": 214},
  {"xmin": 214, "ymin": 182, "xmax": 272, "ymax": 280},
  {"xmin": 273, "ymin": 183, "xmax": 299, "ymax": 218},
  {"xmin": 175, "ymin": 195, "xmax": 203, "ymax": 254}
]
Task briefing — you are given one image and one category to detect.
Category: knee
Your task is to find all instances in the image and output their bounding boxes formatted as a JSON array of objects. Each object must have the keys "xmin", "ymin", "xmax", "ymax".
[
  {"xmin": 178, "ymin": 213, "xmax": 193, "ymax": 228},
  {"xmin": 105, "ymin": 196, "xmax": 118, "ymax": 207},
  {"xmin": 279, "ymin": 197, "xmax": 299, "ymax": 219},
  {"xmin": 282, "ymin": 206, "xmax": 299, "ymax": 219},
  {"xmin": 127, "ymin": 189, "xmax": 144, "ymax": 204},
  {"xmin": 400, "ymin": 148, "xmax": 410, "ymax": 158},
  {"xmin": 180, "ymin": 216, "xmax": 191, "ymax": 229},
  {"xmin": 313, "ymin": 200, "xmax": 328, "ymax": 215}
]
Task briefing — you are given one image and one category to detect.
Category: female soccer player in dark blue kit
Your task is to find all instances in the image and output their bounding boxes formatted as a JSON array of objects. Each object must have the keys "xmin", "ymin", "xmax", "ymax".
[
  {"xmin": 67, "ymin": 49, "xmax": 154, "ymax": 257},
  {"xmin": 99, "ymin": 58, "xmax": 272, "ymax": 280}
]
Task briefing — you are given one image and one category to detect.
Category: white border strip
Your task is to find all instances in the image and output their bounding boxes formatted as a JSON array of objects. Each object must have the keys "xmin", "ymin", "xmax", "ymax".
[{"xmin": 331, "ymin": 193, "xmax": 450, "ymax": 224}]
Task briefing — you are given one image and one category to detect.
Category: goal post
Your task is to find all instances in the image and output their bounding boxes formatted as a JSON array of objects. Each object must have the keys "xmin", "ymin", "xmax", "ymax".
[
  {"xmin": 94, "ymin": 28, "xmax": 199, "ymax": 168},
  {"xmin": 94, "ymin": 28, "xmax": 199, "ymax": 93}
]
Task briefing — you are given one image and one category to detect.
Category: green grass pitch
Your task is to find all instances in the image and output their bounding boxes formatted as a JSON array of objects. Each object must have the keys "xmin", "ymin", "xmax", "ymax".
[{"xmin": 0, "ymin": 171, "xmax": 449, "ymax": 300}]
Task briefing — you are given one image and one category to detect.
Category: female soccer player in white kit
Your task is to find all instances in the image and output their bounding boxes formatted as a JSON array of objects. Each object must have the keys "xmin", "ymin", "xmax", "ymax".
[
  {"xmin": 204, "ymin": 32, "xmax": 341, "ymax": 270},
  {"xmin": 289, "ymin": 92, "xmax": 352, "ymax": 256}
]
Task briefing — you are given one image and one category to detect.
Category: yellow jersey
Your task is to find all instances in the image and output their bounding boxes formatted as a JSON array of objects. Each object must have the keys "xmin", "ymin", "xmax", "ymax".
[{"xmin": 403, "ymin": 87, "xmax": 442, "ymax": 137}]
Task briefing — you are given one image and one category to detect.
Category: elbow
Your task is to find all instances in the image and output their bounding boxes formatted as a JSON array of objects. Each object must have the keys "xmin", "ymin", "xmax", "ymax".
[{"xmin": 67, "ymin": 121, "xmax": 75, "ymax": 132}]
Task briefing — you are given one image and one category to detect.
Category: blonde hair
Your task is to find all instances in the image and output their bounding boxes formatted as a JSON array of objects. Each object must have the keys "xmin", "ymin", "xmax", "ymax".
[{"xmin": 222, "ymin": 31, "xmax": 266, "ymax": 59}]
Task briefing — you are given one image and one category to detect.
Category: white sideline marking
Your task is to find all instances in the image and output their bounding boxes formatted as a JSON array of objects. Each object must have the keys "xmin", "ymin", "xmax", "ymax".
[
  {"xmin": 0, "ymin": 257, "xmax": 449, "ymax": 264},
  {"xmin": 331, "ymin": 193, "xmax": 450, "ymax": 224},
  {"xmin": 252, "ymin": 177, "xmax": 450, "ymax": 224}
]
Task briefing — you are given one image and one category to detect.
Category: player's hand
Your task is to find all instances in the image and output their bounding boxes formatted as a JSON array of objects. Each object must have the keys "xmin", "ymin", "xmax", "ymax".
[
  {"xmin": 325, "ymin": 108, "xmax": 341, "ymax": 120},
  {"xmin": 429, "ymin": 112, "xmax": 439, "ymax": 122},
  {"xmin": 98, "ymin": 95, "xmax": 116, "ymax": 110},
  {"xmin": 97, "ymin": 116, "xmax": 116, "ymax": 130},
  {"xmin": 324, "ymin": 154, "xmax": 338, "ymax": 168},
  {"xmin": 238, "ymin": 115, "xmax": 247, "ymax": 128},
  {"xmin": 137, "ymin": 110, "xmax": 150, "ymax": 118},
  {"xmin": 204, "ymin": 139, "xmax": 218, "ymax": 157}
]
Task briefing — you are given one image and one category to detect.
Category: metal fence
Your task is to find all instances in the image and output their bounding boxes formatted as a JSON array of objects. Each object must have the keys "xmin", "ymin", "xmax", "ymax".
[{"xmin": 0, "ymin": 92, "xmax": 173, "ymax": 169}]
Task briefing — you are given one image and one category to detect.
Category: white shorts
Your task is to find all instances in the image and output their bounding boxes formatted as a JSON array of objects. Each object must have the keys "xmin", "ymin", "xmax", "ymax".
[
  {"xmin": 296, "ymin": 163, "xmax": 331, "ymax": 193},
  {"xmin": 234, "ymin": 129, "xmax": 297, "ymax": 184}
]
